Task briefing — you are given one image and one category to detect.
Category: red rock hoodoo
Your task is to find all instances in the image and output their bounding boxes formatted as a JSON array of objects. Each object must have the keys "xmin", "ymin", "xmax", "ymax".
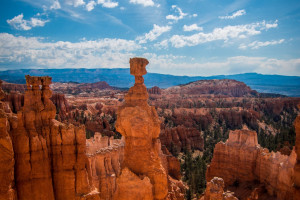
[
  {"xmin": 3, "ymin": 76, "xmax": 99, "ymax": 200},
  {"xmin": 113, "ymin": 58, "xmax": 168, "ymax": 200}
]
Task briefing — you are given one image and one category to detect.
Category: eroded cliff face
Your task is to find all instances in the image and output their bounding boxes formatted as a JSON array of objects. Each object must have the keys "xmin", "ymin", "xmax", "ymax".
[
  {"xmin": 294, "ymin": 104, "xmax": 300, "ymax": 199},
  {"xmin": 206, "ymin": 128, "xmax": 296, "ymax": 200},
  {"xmin": 86, "ymin": 133, "xmax": 124, "ymax": 200},
  {"xmin": 5, "ymin": 76, "xmax": 99, "ymax": 200},
  {"xmin": 0, "ymin": 80, "xmax": 16, "ymax": 200}
]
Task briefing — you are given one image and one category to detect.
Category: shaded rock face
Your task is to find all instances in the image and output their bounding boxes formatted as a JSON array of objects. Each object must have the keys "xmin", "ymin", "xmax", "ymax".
[
  {"xmin": 206, "ymin": 129, "xmax": 296, "ymax": 200},
  {"xmin": 0, "ymin": 80, "xmax": 17, "ymax": 200},
  {"xmin": 160, "ymin": 125, "xmax": 204, "ymax": 151},
  {"xmin": 114, "ymin": 58, "xmax": 168, "ymax": 200},
  {"xmin": 148, "ymin": 86, "xmax": 162, "ymax": 95},
  {"xmin": 4, "ymin": 92, "xmax": 24, "ymax": 113},
  {"xmin": 50, "ymin": 93, "xmax": 70, "ymax": 121},
  {"xmin": 294, "ymin": 104, "xmax": 300, "ymax": 199},
  {"xmin": 7, "ymin": 76, "xmax": 98, "ymax": 200}
]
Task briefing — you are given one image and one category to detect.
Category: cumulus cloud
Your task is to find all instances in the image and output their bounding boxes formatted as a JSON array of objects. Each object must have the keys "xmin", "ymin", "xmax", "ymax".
[
  {"xmin": 239, "ymin": 39, "xmax": 285, "ymax": 49},
  {"xmin": 137, "ymin": 24, "xmax": 171, "ymax": 44},
  {"xmin": 183, "ymin": 24, "xmax": 203, "ymax": 32},
  {"xmin": 166, "ymin": 20, "xmax": 278, "ymax": 48},
  {"xmin": 97, "ymin": 0, "xmax": 118, "ymax": 8},
  {"xmin": 129, "ymin": 0, "xmax": 154, "ymax": 7},
  {"xmin": 166, "ymin": 5, "xmax": 187, "ymax": 22},
  {"xmin": 50, "ymin": 0, "xmax": 61, "ymax": 9},
  {"xmin": 143, "ymin": 53, "xmax": 300, "ymax": 76},
  {"xmin": 7, "ymin": 14, "xmax": 49, "ymax": 31},
  {"xmin": 66, "ymin": 0, "xmax": 86, "ymax": 7},
  {"xmin": 219, "ymin": 9, "xmax": 246, "ymax": 19},
  {"xmin": 0, "ymin": 33, "xmax": 141, "ymax": 69},
  {"xmin": 86, "ymin": 1, "xmax": 96, "ymax": 11}
]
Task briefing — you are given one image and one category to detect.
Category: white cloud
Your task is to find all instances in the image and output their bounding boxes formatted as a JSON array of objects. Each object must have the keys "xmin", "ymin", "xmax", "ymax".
[
  {"xmin": 50, "ymin": 0, "xmax": 61, "ymax": 9},
  {"xmin": 66, "ymin": 0, "xmax": 86, "ymax": 7},
  {"xmin": 154, "ymin": 39, "xmax": 168, "ymax": 49},
  {"xmin": 7, "ymin": 14, "xmax": 49, "ymax": 31},
  {"xmin": 143, "ymin": 54, "xmax": 300, "ymax": 76},
  {"xmin": 166, "ymin": 5, "xmax": 187, "ymax": 22},
  {"xmin": 219, "ymin": 9, "xmax": 246, "ymax": 20},
  {"xmin": 86, "ymin": 1, "xmax": 96, "ymax": 11},
  {"xmin": 239, "ymin": 39, "xmax": 285, "ymax": 49},
  {"xmin": 265, "ymin": 20, "xmax": 278, "ymax": 29},
  {"xmin": 0, "ymin": 33, "xmax": 141, "ymax": 69},
  {"xmin": 183, "ymin": 24, "xmax": 203, "ymax": 32},
  {"xmin": 129, "ymin": 0, "xmax": 154, "ymax": 7},
  {"xmin": 166, "ymin": 20, "xmax": 278, "ymax": 48},
  {"xmin": 192, "ymin": 14, "xmax": 197, "ymax": 17},
  {"xmin": 97, "ymin": 0, "xmax": 118, "ymax": 8},
  {"xmin": 137, "ymin": 24, "xmax": 171, "ymax": 44}
]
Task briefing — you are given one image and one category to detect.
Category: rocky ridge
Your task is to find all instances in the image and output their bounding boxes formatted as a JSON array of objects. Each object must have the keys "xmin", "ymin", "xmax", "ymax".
[{"xmin": 206, "ymin": 128, "xmax": 297, "ymax": 200}]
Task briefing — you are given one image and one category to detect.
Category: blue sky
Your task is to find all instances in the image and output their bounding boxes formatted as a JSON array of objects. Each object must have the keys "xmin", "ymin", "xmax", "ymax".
[{"xmin": 0, "ymin": 0, "xmax": 300, "ymax": 76}]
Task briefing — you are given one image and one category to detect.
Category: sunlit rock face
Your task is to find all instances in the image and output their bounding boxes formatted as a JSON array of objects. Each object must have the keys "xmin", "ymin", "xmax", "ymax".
[
  {"xmin": 199, "ymin": 177, "xmax": 238, "ymax": 200},
  {"xmin": 8, "ymin": 76, "xmax": 99, "ymax": 200},
  {"xmin": 206, "ymin": 128, "xmax": 296, "ymax": 200},
  {"xmin": 113, "ymin": 58, "xmax": 168, "ymax": 200}
]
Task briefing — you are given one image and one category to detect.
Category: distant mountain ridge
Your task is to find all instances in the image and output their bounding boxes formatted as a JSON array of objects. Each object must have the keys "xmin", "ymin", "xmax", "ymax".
[{"xmin": 0, "ymin": 68, "xmax": 299, "ymax": 96}]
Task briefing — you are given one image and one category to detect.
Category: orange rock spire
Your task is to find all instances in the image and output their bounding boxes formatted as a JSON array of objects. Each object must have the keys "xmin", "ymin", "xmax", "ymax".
[{"xmin": 114, "ymin": 58, "xmax": 168, "ymax": 200}]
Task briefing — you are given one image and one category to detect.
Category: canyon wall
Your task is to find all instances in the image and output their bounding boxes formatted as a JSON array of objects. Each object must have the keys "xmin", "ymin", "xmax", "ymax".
[
  {"xmin": 86, "ymin": 134, "xmax": 124, "ymax": 200},
  {"xmin": 294, "ymin": 104, "xmax": 300, "ymax": 199},
  {"xmin": 0, "ymin": 80, "xmax": 16, "ymax": 200},
  {"xmin": 1, "ymin": 76, "xmax": 99, "ymax": 200},
  {"xmin": 160, "ymin": 125, "xmax": 204, "ymax": 151},
  {"xmin": 206, "ymin": 128, "xmax": 296, "ymax": 200}
]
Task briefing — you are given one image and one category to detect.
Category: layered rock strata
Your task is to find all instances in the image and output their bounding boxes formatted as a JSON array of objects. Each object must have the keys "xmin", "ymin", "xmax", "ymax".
[
  {"xmin": 0, "ymin": 80, "xmax": 16, "ymax": 200},
  {"xmin": 113, "ymin": 58, "xmax": 168, "ymax": 200},
  {"xmin": 7, "ymin": 76, "xmax": 99, "ymax": 200},
  {"xmin": 86, "ymin": 135, "xmax": 124, "ymax": 200},
  {"xmin": 294, "ymin": 104, "xmax": 300, "ymax": 199},
  {"xmin": 206, "ymin": 128, "xmax": 296, "ymax": 200}
]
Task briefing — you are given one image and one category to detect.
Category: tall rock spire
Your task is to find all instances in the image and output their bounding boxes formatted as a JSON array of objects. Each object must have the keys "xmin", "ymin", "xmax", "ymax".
[{"xmin": 114, "ymin": 58, "xmax": 168, "ymax": 200}]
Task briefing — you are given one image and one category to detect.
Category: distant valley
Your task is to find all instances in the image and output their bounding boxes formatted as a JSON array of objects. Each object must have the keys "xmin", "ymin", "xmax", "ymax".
[{"xmin": 0, "ymin": 68, "xmax": 299, "ymax": 96}]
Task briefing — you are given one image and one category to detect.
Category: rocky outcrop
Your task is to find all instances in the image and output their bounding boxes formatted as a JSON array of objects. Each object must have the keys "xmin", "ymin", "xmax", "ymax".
[
  {"xmin": 114, "ymin": 58, "xmax": 168, "ymax": 200},
  {"xmin": 160, "ymin": 125, "xmax": 204, "ymax": 151},
  {"xmin": 200, "ymin": 177, "xmax": 238, "ymax": 200},
  {"xmin": 7, "ymin": 76, "xmax": 99, "ymax": 200},
  {"xmin": 294, "ymin": 104, "xmax": 300, "ymax": 199},
  {"xmin": 86, "ymin": 135, "xmax": 124, "ymax": 200},
  {"xmin": 148, "ymin": 86, "xmax": 162, "ymax": 95},
  {"xmin": 50, "ymin": 93, "xmax": 70, "ymax": 121},
  {"xmin": 0, "ymin": 80, "xmax": 16, "ymax": 200},
  {"xmin": 206, "ymin": 129, "xmax": 296, "ymax": 200}
]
